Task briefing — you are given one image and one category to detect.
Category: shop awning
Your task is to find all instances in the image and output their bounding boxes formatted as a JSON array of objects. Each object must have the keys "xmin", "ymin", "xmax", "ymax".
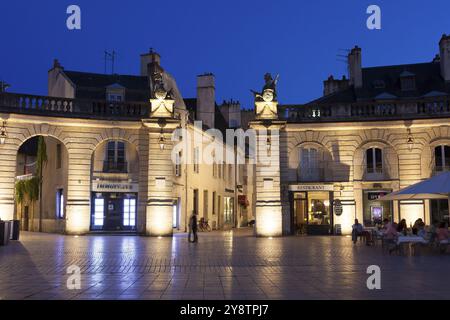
[{"xmin": 379, "ymin": 171, "xmax": 450, "ymax": 201}]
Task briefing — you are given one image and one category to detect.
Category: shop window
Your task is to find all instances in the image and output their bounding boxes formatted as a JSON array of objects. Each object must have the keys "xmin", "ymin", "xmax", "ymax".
[
  {"xmin": 123, "ymin": 198, "xmax": 136, "ymax": 227},
  {"xmin": 94, "ymin": 198, "xmax": 104, "ymax": 226},
  {"xmin": 56, "ymin": 189, "xmax": 64, "ymax": 219},
  {"xmin": 224, "ymin": 197, "xmax": 234, "ymax": 224},
  {"xmin": 434, "ymin": 145, "xmax": 450, "ymax": 172},
  {"xmin": 431, "ymin": 199, "xmax": 449, "ymax": 225},
  {"xmin": 366, "ymin": 148, "xmax": 383, "ymax": 174}
]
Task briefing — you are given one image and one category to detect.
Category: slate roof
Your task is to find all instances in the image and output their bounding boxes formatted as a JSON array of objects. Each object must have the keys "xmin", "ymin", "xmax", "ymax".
[
  {"xmin": 298, "ymin": 61, "xmax": 450, "ymax": 106},
  {"xmin": 63, "ymin": 71, "xmax": 150, "ymax": 101}
]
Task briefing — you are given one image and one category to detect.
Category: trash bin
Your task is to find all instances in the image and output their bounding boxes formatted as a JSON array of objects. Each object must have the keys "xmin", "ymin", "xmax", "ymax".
[
  {"xmin": 10, "ymin": 220, "xmax": 20, "ymax": 240},
  {"xmin": 0, "ymin": 221, "xmax": 10, "ymax": 246}
]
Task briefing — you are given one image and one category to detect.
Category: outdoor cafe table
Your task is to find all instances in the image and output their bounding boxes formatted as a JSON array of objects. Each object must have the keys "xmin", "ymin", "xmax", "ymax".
[{"xmin": 396, "ymin": 235, "xmax": 427, "ymax": 255}]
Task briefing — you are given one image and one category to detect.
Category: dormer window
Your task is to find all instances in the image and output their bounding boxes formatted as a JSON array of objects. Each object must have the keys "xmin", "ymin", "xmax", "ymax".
[
  {"xmin": 400, "ymin": 71, "xmax": 416, "ymax": 91},
  {"xmin": 107, "ymin": 93, "xmax": 123, "ymax": 102},
  {"xmin": 106, "ymin": 83, "xmax": 125, "ymax": 102}
]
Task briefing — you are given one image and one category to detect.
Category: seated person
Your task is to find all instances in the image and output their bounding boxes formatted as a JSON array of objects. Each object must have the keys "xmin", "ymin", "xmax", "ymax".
[
  {"xmin": 351, "ymin": 219, "xmax": 373, "ymax": 245},
  {"xmin": 428, "ymin": 220, "xmax": 439, "ymax": 244},
  {"xmin": 397, "ymin": 219, "xmax": 408, "ymax": 235},
  {"xmin": 412, "ymin": 218, "xmax": 425, "ymax": 235},
  {"xmin": 436, "ymin": 222, "xmax": 449, "ymax": 243},
  {"xmin": 384, "ymin": 222, "xmax": 399, "ymax": 254}
]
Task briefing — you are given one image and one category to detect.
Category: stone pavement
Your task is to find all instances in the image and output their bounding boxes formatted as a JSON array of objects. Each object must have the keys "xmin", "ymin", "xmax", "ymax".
[{"xmin": 0, "ymin": 228, "xmax": 449, "ymax": 300}]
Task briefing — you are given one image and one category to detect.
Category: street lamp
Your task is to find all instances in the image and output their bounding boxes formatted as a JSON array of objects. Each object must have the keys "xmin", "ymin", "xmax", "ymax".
[
  {"xmin": 407, "ymin": 128, "xmax": 414, "ymax": 152},
  {"xmin": 0, "ymin": 121, "xmax": 7, "ymax": 145}
]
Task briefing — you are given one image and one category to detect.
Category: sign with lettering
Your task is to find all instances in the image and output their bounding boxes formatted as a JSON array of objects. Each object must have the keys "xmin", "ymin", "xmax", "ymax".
[
  {"xmin": 289, "ymin": 184, "xmax": 334, "ymax": 192},
  {"xmin": 368, "ymin": 192, "xmax": 388, "ymax": 201},
  {"xmin": 334, "ymin": 199, "xmax": 343, "ymax": 216},
  {"xmin": 92, "ymin": 181, "xmax": 138, "ymax": 193}
]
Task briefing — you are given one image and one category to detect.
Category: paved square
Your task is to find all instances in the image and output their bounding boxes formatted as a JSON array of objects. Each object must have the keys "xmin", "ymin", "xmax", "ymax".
[{"xmin": 0, "ymin": 229, "xmax": 449, "ymax": 300}]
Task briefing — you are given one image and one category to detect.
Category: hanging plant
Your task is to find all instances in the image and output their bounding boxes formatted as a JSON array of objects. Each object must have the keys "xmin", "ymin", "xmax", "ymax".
[
  {"xmin": 36, "ymin": 136, "xmax": 48, "ymax": 178},
  {"xmin": 15, "ymin": 180, "xmax": 26, "ymax": 204}
]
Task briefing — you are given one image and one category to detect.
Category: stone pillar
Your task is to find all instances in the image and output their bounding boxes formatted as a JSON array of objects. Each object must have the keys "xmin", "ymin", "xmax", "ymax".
[
  {"xmin": 249, "ymin": 85, "xmax": 286, "ymax": 237},
  {"xmin": 0, "ymin": 127, "xmax": 18, "ymax": 221},
  {"xmin": 252, "ymin": 124, "xmax": 285, "ymax": 237},
  {"xmin": 143, "ymin": 87, "xmax": 178, "ymax": 236},
  {"xmin": 65, "ymin": 153, "xmax": 91, "ymax": 234}
]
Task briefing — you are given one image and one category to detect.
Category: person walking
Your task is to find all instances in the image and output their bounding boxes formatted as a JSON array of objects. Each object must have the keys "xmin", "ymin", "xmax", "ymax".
[{"xmin": 188, "ymin": 211, "xmax": 199, "ymax": 243}]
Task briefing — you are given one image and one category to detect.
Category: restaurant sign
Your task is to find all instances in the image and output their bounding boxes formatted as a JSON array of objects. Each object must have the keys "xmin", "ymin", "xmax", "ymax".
[
  {"xmin": 92, "ymin": 181, "xmax": 138, "ymax": 193},
  {"xmin": 289, "ymin": 184, "xmax": 334, "ymax": 192}
]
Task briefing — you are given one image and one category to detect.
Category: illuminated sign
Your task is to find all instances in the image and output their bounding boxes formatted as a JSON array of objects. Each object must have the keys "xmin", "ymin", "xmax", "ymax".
[
  {"xmin": 289, "ymin": 184, "xmax": 334, "ymax": 192},
  {"xmin": 92, "ymin": 181, "xmax": 138, "ymax": 193}
]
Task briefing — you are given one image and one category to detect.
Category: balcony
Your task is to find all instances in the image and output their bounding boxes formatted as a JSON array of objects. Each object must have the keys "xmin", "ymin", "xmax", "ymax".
[
  {"xmin": 0, "ymin": 92, "xmax": 149, "ymax": 120},
  {"xmin": 103, "ymin": 161, "xmax": 128, "ymax": 173},
  {"xmin": 281, "ymin": 97, "xmax": 450, "ymax": 123}
]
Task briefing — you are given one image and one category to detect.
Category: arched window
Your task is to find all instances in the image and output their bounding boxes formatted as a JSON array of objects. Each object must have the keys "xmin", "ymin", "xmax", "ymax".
[
  {"xmin": 366, "ymin": 148, "xmax": 382, "ymax": 174},
  {"xmin": 104, "ymin": 141, "xmax": 126, "ymax": 172},
  {"xmin": 299, "ymin": 147, "xmax": 321, "ymax": 181},
  {"xmin": 434, "ymin": 145, "xmax": 450, "ymax": 172}
]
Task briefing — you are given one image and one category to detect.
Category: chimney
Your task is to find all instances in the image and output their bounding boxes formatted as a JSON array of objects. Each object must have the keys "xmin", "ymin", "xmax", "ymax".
[
  {"xmin": 348, "ymin": 46, "xmax": 362, "ymax": 88},
  {"xmin": 323, "ymin": 75, "xmax": 349, "ymax": 96},
  {"xmin": 140, "ymin": 49, "xmax": 161, "ymax": 76},
  {"xmin": 197, "ymin": 73, "xmax": 215, "ymax": 129},
  {"xmin": 439, "ymin": 34, "xmax": 450, "ymax": 82}
]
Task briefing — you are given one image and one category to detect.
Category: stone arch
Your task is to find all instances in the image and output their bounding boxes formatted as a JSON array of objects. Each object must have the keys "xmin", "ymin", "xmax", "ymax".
[
  {"xmin": 288, "ymin": 141, "xmax": 333, "ymax": 182},
  {"xmin": 14, "ymin": 133, "xmax": 70, "ymax": 232},
  {"xmin": 354, "ymin": 139, "xmax": 399, "ymax": 181}
]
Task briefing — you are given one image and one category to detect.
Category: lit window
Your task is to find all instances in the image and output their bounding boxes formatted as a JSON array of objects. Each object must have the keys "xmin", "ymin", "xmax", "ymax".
[
  {"xmin": 56, "ymin": 189, "xmax": 64, "ymax": 219},
  {"xmin": 123, "ymin": 198, "xmax": 136, "ymax": 227},
  {"xmin": 94, "ymin": 198, "xmax": 104, "ymax": 226}
]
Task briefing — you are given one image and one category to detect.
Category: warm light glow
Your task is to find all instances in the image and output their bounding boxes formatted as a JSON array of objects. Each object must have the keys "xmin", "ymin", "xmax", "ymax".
[
  {"xmin": 268, "ymin": 236, "xmax": 273, "ymax": 240},
  {"xmin": 255, "ymin": 206, "xmax": 282, "ymax": 237},
  {"xmin": 158, "ymin": 236, "xmax": 162, "ymax": 239}
]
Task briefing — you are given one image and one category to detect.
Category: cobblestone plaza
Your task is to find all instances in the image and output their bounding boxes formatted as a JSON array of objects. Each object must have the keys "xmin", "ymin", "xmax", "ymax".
[{"xmin": 1, "ymin": 229, "xmax": 449, "ymax": 300}]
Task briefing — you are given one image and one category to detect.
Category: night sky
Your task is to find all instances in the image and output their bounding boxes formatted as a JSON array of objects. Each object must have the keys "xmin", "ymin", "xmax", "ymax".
[{"xmin": 1, "ymin": 0, "xmax": 449, "ymax": 108}]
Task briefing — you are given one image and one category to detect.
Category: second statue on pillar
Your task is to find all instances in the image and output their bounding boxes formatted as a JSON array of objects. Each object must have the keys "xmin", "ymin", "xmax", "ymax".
[{"xmin": 251, "ymin": 73, "xmax": 279, "ymax": 120}]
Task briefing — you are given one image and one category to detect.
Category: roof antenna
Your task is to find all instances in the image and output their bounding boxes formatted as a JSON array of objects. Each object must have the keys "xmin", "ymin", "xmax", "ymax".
[{"xmin": 104, "ymin": 50, "xmax": 116, "ymax": 74}]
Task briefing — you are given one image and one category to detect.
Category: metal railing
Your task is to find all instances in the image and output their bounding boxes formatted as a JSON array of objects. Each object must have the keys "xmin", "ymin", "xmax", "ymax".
[
  {"xmin": 0, "ymin": 92, "xmax": 149, "ymax": 120},
  {"xmin": 103, "ymin": 161, "xmax": 128, "ymax": 173}
]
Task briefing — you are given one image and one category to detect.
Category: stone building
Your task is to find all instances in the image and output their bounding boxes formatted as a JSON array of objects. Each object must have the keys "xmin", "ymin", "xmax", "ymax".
[
  {"xmin": 0, "ymin": 50, "xmax": 255, "ymax": 235},
  {"xmin": 276, "ymin": 34, "xmax": 450, "ymax": 235}
]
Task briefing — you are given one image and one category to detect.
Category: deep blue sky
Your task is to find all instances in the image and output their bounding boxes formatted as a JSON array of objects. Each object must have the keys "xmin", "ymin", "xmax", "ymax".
[{"xmin": 1, "ymin": 0, "xmax": 449, "ymax": 108}]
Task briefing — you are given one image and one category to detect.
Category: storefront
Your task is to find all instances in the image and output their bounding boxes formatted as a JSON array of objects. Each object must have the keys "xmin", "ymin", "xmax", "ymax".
[
  {"xmin": 289, "ymin": 184, "xmax": 334, "ymax": 235},
  {"xmin": 362, "ymin": 190, "xmax": 393, "ymax": 226},
  {"xmin": 90, "ymin": 181, "xmax": 138, "ymax": 231}
]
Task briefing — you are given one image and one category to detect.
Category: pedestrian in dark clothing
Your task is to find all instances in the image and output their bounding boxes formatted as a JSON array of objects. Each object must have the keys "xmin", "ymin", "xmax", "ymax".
[{"xmin": 188, "ymin": 212, "xmax": 198, "ymax": 243}]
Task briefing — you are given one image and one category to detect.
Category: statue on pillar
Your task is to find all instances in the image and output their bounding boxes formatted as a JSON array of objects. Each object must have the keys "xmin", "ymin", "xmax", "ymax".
[
  {"xmin": 149, "ymin": 71, "xmax": 174, "ymax": 118},
  {"xmin": 251, "ymin": 73, "xmax": 279, "ymax": 119}
]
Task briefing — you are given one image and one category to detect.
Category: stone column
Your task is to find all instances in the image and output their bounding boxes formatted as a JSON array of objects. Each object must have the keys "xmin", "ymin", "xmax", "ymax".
[
  {"xmin": 65, "ymin": 152, "xmax": 91, "ymax": 234},
  {"xmin": 142, "ymin": 89, "xmax": 179, "ymax": 236},
  {"xmin": 249, "ymin": 87, "xmax": 286, "ymax": 237},
  {"xmin": 0, "ymin": 138, "xmax": 16, "ymax": 221}
]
